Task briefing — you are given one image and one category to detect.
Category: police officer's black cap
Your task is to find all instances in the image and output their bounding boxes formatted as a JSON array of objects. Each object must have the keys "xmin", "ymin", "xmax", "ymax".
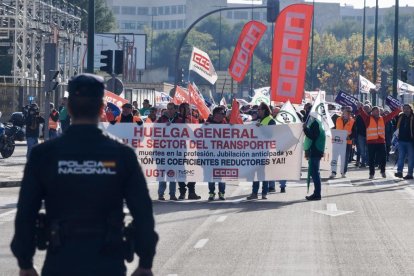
[{"xmin": 68, "ymin": 73, "xmax": 105, "ymax": 98}]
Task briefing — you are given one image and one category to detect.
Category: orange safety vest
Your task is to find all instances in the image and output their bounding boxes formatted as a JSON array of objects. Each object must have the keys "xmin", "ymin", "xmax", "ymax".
[
  {"xmin": 49, "ymin": 110, "xmax": 59, "ymax": 130},
  {"xmin": 116, "ymin": 115, "xmax": 142, "ymax": 123},
  {"xmin": 366, "ymin": 116, "xmax": 385, "ymax": 141},
  {"xmin": 336, "ymin": 117, "xmax": 355, "ymax": 144}
]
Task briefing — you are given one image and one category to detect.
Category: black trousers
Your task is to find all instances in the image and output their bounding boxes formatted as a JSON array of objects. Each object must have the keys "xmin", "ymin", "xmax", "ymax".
[
  {"xmin": 367, "ymin": 143, "xmax": 386, "ymax": 175},
  {"xmin": 178, "ymin": 182, "xmax": 196, "ymax": 194}
]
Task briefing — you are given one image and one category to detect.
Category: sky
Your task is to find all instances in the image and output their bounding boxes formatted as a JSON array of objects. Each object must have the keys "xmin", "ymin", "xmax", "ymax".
[{"xmin": 304, "ymin": 0, "xmax": 414, "ymax": 9}]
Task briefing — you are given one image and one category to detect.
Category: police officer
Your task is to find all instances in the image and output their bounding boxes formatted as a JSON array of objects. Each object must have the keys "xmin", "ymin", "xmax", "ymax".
[{"xmin": 11, "ymin": 73, "xmax": 158, "ymax": 276}]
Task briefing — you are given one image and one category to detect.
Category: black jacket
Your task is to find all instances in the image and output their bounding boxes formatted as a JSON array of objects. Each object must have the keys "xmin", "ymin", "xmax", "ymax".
[
  {"xmin": 355, "ymin": 115, "xmax": 366, "ymax": 137},
  {"xmin": 304, "ymin": 120, "xmax": 324, "ymax": 158},
  {"xmin": 11, "ymin": 125, "xmax": 158, "ymax": 273},
  {"xmin": 397, "ymin": 113, "xmax": 414, "ymax": 142},
  {"xmin": 25, "ymin": 114, "xmax": 45, "ymax": 138}
]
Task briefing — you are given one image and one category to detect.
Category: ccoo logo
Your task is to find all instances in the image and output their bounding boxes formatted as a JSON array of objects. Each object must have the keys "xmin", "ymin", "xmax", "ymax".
[{"xmin": 275, "ymin": 111, "xmax": 297, "ymax": 124}]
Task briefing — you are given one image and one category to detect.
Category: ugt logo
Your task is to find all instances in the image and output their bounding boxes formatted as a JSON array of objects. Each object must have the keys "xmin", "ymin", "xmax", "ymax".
[
  {"xmin": 193, "ymin": 53, "xmax": 210, "ymax": 71},
  {"xmin": 275, "ymin": 111, "xmax": 297, "ymax": 124},
  {"xmin": 315, "ymin": 103, "xmax": 327, "ymax": 117}
]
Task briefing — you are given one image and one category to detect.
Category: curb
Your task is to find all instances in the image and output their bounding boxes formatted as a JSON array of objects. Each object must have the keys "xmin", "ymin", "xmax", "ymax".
[{"xmin": 0, "ymin": 181, "xmax": 21, "ymax": 188}]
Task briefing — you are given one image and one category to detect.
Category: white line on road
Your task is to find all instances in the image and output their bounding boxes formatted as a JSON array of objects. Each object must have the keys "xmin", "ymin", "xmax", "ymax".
[
  {"xmin": 194, "ymin": 239, "xmax": 209, "ymax": 249},
  {"xmin": 0, "ymin": 209, "xmax": 16, "ymax": 219},
  {"xmin": 327, "ymin": 203, "xmax": 338, "ymax": 212},
  {"xmin": 216, "ymin": 215, "xmax": 227, "ymax": 222},
  {"xmin": 167, "ymin": 274, "xmax": 178, "ymax": 276}
]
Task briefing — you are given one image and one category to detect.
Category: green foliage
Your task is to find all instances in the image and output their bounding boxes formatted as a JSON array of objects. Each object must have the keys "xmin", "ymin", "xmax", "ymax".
[{"xmin": 70, "ymin": 0, "xmax": 115, "ymax": 33}]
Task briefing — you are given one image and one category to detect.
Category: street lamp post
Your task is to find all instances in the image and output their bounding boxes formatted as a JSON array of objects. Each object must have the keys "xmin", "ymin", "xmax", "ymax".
[
  {"xmin": 392, "ymin": 0, "xmax": 399, "ymax": 97},
  {"xmin": 373, "ymin": 0, "xmax": 379, "ymax": 105},
  {"xmin": 87, "ymin": 0, "xmax": 95, "ymax": 73},
  {"xmin": 310, "ymin": 0, "xmax": 315, "ymax": 90}
]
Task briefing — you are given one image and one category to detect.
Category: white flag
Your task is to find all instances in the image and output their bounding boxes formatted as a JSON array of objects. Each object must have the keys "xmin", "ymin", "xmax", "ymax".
[
  {"xmin": 275, "ymin": 100, "xmax": 301, "ymax": 125},
  {"xmin": 309, "ymin": 91, "xmax": 334, "ymax": 136},
  {"xmin": 189, "ymin": 47, "xmax": 218, "ymax": 85},
  {"xmin": 250, "ymin": 90, "xmax": 270, "ymax": 105},
  {"xmin": 397, "ymin": 79, "xmax": 414, "ymax": 94},
  {"xmin": 220, "ymin": 97, "xmax": 227, "ymax": 106},
  {"xmin": 359, "ymin": 75, "xmax": 376, "ymax": 94}
]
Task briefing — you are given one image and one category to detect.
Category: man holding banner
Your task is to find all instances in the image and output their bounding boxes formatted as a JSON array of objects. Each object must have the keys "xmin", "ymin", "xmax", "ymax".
[
  {"xmin": 395, "ymin": 104, "xmax": 414, "ymax": 180},
  {"xmin": 303, "ymin": 113, "xmax": 326, "ymax": 201}
]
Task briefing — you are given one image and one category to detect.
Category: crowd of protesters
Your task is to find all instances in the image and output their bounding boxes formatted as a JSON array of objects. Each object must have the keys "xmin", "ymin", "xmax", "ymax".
[{"xmin": 20, "ymin": 95, "xmax": 414, "ymax": 201}]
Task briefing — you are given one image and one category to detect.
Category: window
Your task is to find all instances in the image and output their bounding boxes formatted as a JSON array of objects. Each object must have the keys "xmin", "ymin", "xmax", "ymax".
[
  {"xmin": 157, "ymin": 21, "xmax": 163, "ymax": 29},
  {"xmin": 112, "ymin": 6, "xmax": 120, "ymax": 15},
  {"xmin": 368, "ymin": 16, "xmax": 374, "ymax": 24},
  {"xmin": 152, "ymin": 21, "xmax": 157, "ymax": 29},
  {"xmin": 164, "ymin": 20, "xmax": 170, "ymax": 29},
  {"xmin": 165, "ymin": 6, "xmax": 170, "ymax": 15},
  {"xmin": 172, "ymin": 6, "xmax": 177, "ymax": 14},
  {"xmin": 120, "ymin": 20, "xmax": 136, "ymax": 30},
  {"xmin": 177, "ymin": 20, "xmax": 183, "ymax": 28},
  {"xmin": 171, "ymin": 20, "xmax": 177, "ymax": 29},
  {"xmin": 226, "ymin": 11, "xmax": 232, "ymax": 19},
  {"xmin": 121, "ymin": 6, "xmax": 136, "ymax": 15},
  {"xmin": 137, "ymin": 7, "xmax": 149, "ymax": 15},
  {"xmin": 136, "ymin": 21, "xmax": 147, "ymax": 30},
  {"xmin": 158, "ymin": 7, "xmax": 164, "ymax": 15},
  {"xmin": 234, "ymin": 11, "xmax": 248, "ymax": 20},
  {"xmin": 152, "ymin": 7, "xmax": 157, "ymax": 16},
  {"xmin": 253, "ymin": 12, "xmax": 260, "ymax": 20},
  {"xmin": 177, "ymin": 5, "xmax": 184, "ymax": 14}
]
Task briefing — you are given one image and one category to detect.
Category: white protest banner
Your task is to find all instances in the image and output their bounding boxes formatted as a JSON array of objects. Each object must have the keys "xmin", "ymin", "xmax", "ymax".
[
  {"xmin": 359, "ymin": 75, "xmax": 376, "ymax": 94},
  {"xmin": 275, "ymin": 100, "xmax": 301, "ymax": 125},
  {"xmin": 303, "ymin": 129, "xmax": 347, "ymax": 172},
  {"xmin": 397, "ymin": 79, "xmax": 414, "ymax": 94},
  {"xmin": 189, "ymin": 47, "xmax": 218, "ymax": 85},
  {"xmin": 102, "ymin": 123, "xmax": 303, "ymax": 182},
  {"xmin": 155, "ymin": 91, "xmax": 172, "ymax": 106},
  {"xmin": 304, "ymin": 91, "xmax": 325, "ymax": 103}
]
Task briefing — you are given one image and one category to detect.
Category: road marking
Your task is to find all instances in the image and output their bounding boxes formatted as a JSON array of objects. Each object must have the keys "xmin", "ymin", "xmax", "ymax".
[
  {"xmin": 0, "ymin": 209, "xmax": 16, "ymax": 219},
  {"xmin": 328, "ymin": 179, "xmax": 352, "ymax": 187},
  {"xmin": 313, "ymin": 203, "xmax": 354, "ymax": 217},
  {"xmin": 194, "ymin": 239, "xmax": 209, "ymax": 249},
  {"xmin": 167, "ymin": 274, "xmax": 178, "ymax": 276},
  {"xmin": 216, "ymin": 215, "xmax": 227, "ymax": 222}
]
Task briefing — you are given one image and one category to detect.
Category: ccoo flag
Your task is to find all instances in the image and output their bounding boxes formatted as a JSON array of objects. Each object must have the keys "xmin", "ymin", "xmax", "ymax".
[
  {"xmin": 271, "ymin": 4, "xmax": 313, "ymax": 104},
  {"xmin": 275, "ymin": 100, "xmax": 301, "ymax": 125},
  {"xmin": 189, "ymin": 47, "xmax": 218, "ymax": 85},
  {"xmin": 228, "ymin": 21, "xmax": 267, "ymax": 82},
  {"xmin": 309, "ymin": 90, "xmax": 334, "ymax": 137}
]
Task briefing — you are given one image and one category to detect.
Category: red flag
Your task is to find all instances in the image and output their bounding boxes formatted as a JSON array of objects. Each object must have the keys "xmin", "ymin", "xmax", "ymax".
[
  {"xmin": 229, "ymin": 98, "xmax": 243, "ymax": 125},
  {"xmin": 173, "ymin": 85, "xmax": 211, "ymax": 120},
  {"xmin": 270, "ymin": 4, "xmax": 313, "ymax": 104},
  {"xmin": 228, "ymin": 21, "xmax": 267, "ymax": 82}
]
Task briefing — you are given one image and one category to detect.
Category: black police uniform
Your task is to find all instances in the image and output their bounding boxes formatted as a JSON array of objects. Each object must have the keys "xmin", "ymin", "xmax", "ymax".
[{"xmin": 11, "ymin": 74, "xmax": 158, "ymax": 276}]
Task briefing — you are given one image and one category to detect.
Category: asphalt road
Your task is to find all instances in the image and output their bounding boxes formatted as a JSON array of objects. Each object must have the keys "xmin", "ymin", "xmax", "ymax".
[{"xmin": 1, "ymin": 146, "xmax": 414, "ymax": 275}]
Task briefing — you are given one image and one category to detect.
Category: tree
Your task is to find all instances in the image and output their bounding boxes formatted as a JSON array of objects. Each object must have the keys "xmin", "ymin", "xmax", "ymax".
[
  {"xmin": 326, "ymin": 20, "xmax": 362, "ymax": 40},
  {"xmin": 70, "ymin": 0, "xmax": 115, "ymax": 33}
]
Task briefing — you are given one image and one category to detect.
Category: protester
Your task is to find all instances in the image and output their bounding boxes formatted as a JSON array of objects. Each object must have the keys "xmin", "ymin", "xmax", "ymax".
[
  {"xmin": 146, "ymin": 107, "xmax": 158, "ymax": 123},
  {"xmin": 48, "ymin": 103, "xmax": 59, "ymax": 139},
  {"xmin": 383, "ymin": 109, "xmax": 395, "ymax": 162},
  {"xmin": 24, "ymin": 103, "xmax": 45, "ymax": 158},
  {"xmin": 132, "ymin": 100, "xmax": 138, "ymax": 110},
  {"xmin": 140, "ymin": 99, "xmax": 152, "ymax": 116},
  {"xmin": 206, "ymin": 106, "xmax": 227, "ymax": 200},
  {"xmin": 330, "ymin": 107, "xmax": 355, "ymax": 178},
  {"xmin": 355, "ymin": 104, "xmax": 371, "ymax": 168},
  {"xmin": 58, "ymin": 97, "xmax": 70, "ymax": 133},
  {"xmin": 157, "ymin": 103, "xmax": 179, "ymax": 200},
  {"xmin": 176, "ymin": 102, "xmax": 201, "ymax": 200},
  {"xmin": 395, "ymin": 104, "xmax": 414, "ymax": 179},
  {"xmin": 112, "ymin": 103, "xmax": 143, "ymax": 124},
  {"xmin": 357, "ymin": 103, "xmax": 400, "ymax": 179},
  {"xmin": 303, "ymin": 107, "xmax": 326, "ymax": 201},
  {"xmin": 247, "ymin": 102, "xmax": 275, "ymax": 200}
]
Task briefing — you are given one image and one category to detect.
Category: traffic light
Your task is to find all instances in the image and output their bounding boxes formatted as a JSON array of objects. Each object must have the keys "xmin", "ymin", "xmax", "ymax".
[
  {"xmin": 267, "ymin": 0, "xmax": 280, "ymax": 23},
  {"xmin": 114, "ymin": 50, "xmax": 124, "ymax": 75},
  {"xmin": 100, "ymin": 50, "xmax": 113, "ymax": 74},
  {"xmin": 401, "ymin": 69, "xmax": 408, "ymax": 82}
]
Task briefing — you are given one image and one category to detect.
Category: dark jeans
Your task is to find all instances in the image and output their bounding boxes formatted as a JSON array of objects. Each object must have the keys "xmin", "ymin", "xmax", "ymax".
[
  {"xmin": 367, "ymin": 143, "xmax": 386, "ymax": 175},
  {"xmin": 310, "ymin": 157, "xmax": 322, "ymax": 197},
  {"xmin": 344, "ymin": 144, "xmax": 353, "ymax": 174},
  {"xmin": 49, "ymin": 129, "xmax": 58, "ymax": 139},
  {"xmin": 252, "ymin": 181, "xmax": 269, "ymax": 195},
  {"xmin": 178, "ymin": 182, "xmax": 196, "ymax": 194},
  {"xmin": 208, "ymin": 182, "xmax": 225, "ymax": 194},
  {"xmin": 356, "ymin": 135, "xmax": 367, "ymax": 165}
]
